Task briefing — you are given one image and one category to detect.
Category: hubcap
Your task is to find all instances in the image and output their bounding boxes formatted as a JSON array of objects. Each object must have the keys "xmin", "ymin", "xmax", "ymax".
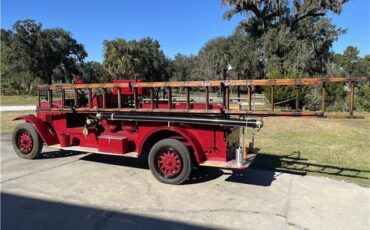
[
  {"xmin": 157, "ymin": 150, "xmax": 182, "ymax": 177},
  {"xmin": 17, "ymin": 131, "xmax": 33, "ymax": 154}
]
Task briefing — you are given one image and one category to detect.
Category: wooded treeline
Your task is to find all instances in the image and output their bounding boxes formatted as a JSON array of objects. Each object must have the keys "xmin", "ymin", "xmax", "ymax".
[{"xmin": 1, "ymin": 0, "xmax": 369, "ymax": 110}]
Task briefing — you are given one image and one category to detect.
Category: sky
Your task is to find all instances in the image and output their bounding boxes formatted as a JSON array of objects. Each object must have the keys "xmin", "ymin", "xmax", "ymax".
[{"xmin": 1, "ymin": 0, "xmax": 369, "ymax": 62}]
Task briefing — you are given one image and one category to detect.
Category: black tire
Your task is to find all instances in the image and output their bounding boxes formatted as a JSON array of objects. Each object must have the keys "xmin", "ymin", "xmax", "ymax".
[
  {"xmin": 12, "ymin": 123, "xmax": 43, "ymax": 159},
  {"xmin": 148, "ymin": 139, "xmax": 193, "ymax": 185}
]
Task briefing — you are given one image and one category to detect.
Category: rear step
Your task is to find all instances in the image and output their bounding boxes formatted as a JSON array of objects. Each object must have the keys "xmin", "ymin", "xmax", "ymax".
[{"xmin": 199, "ymin": 154, "xmax": 256, "ymax": 169}]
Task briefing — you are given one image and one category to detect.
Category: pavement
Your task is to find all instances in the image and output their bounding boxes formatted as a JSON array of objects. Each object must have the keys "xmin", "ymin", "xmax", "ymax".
[
  {"xmin": 1, "ymin": 135, "xmax": 369, "ymax": 230},
  {"xmin": 0, "ymin": 105, "xmax": 36, "ymax": 112}
]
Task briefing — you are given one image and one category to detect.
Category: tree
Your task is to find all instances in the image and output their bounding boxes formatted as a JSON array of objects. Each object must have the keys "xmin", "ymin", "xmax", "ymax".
[
  {"xmin": 192, "ymin": 36, "xmax": 232, "ymax": 81},
  {"xmin": 80, "ymin": 61, "xmax": 110, "ymax": 83},
  {"xmin": 334, "ymin": 46, "xmax": 361, "ymax": 76},
  {"xmin": 103, "ymin": 37, "xmax": 171, "ymax": 81},
  {"xmin": 222, "ymin": 0, "xmax": 347, "ymax": 38},
  {"xmin": 1, "ymin": 19, "xmax": 87, "ymax": 94},
  {"xmin": 221, "ymin": 0, "xmax": 347, "ymax": 76},
  {"xmin": 171, "ymin": 54, "xmax": 196, "ymax": 81},
  {"xmin": 229, "ymin": 28, "xmax": 263, "ymax": 79}
]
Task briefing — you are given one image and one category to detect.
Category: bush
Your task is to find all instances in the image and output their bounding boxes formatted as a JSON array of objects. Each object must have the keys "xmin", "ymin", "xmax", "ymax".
[
  {"xmin": 0, "ymin": 78, "xmax": 27, "ymax": 95},
  {"xmin": 356, "ymin": 83, "xmax": 370, "ymax": 112}
]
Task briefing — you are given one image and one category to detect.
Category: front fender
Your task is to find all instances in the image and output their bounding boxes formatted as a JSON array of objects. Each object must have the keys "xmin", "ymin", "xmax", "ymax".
[{"xmin": 13, "ymin": 115, "xmax": 59, "ymax": 146}]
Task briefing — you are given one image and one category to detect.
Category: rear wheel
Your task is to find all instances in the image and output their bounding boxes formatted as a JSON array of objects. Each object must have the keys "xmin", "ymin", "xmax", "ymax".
[
  {"xmin": 12, "ymin": 123, "xmax": 43, "ymax": 159},
  {"xmin": 148, "ymin": 139, "xmax": 193, "ymax": 185}
]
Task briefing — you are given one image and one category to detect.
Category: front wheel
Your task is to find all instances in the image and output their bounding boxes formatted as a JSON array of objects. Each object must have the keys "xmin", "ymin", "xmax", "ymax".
[
  {"xmin": 148, "ymin": 139, "xmax": 193, "ymax": 185},
  {"xmin": 12, "ymin": 123, "xmax": 43, "ymax": 159}
]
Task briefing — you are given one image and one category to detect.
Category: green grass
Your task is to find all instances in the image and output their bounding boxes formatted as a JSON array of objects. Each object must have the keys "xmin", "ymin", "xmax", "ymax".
[
  {"xmin": 230, "ymin": 113, "xmax": 370, "ymax": 186},
  {"xmin": 0, "ymin": 95, "xmax": 38, "ymax": 105},
  {"xmin": 0, "ymin": 111, "xmax": 35, "ymax": 134}
]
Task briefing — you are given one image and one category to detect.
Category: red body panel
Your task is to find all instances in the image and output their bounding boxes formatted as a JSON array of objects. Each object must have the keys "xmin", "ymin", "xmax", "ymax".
[{"xmin": 31, "ymin": 109, "xmax": 232, "ymax": 164}]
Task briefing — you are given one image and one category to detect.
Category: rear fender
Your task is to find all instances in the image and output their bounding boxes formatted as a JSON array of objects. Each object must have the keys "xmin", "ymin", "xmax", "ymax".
[
  {"xmin": 139, "ymin": 126, "xmax": 205, "ymax": 163},
  {"xmin": 13, "ymin": 115, "xmax": 59, "ymax": 146}
]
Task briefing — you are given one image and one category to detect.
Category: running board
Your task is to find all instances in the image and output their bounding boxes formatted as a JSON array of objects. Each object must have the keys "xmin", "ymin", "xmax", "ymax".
[
  {"xmin": 199, "ymin": 154, "xmax": 256, "ymax": 169},
  {"xmin": 48, "ymin": 144, "xmax": 139, "ymax": 158}
]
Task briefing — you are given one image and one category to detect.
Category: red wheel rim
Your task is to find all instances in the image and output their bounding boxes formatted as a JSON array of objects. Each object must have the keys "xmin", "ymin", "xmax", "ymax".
[
  {"xmin": 157, "ymin": 150, "xmax": 182, "ymax": 177},
  {"xmin": 17, "ymin": 131, "xmax": 33, "ymax": 154}
]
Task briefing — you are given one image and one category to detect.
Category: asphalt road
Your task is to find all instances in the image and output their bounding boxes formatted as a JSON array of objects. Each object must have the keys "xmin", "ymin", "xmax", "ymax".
[{"xmin": 1, "ymin": 135, "xmax": 369, "ymax": 230}]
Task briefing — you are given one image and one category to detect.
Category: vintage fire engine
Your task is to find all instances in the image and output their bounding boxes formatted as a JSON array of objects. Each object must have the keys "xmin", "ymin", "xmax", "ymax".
[{"xmin": 11, "ymin": 77, "xmax": 366, "ymax": 184}]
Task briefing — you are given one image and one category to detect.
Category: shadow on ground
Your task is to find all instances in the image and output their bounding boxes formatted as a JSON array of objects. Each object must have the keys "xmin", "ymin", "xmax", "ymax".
[
  {"xmin": 250, "ymin": 151, "xmax": 370, "ymax": 182},
  {"xmin": 1, "ymin": 192, "xmax": 215, "ymax": 230},
  {"xmin": 43, "ymin": 150, "xmax": 370, "ymax": 186},
  {"xmin": 80, "ymin": 153, "xmax": 277, "ymax": 186},
  {"xmin": 38, "ymin": 150, "xmax": 83, "ymax": 159}
]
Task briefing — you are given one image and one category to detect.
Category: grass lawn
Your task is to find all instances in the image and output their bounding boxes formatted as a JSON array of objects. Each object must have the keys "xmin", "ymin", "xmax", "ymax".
[
  {"xmin": 0, "ymin": 111, "xmax": 35, "ymax": 135},
  {"xmin": 2, "ymin": 110, "xmax": 369, "ymax": 186},
  {"xmin": 0, "ymin": 95, "xmax": 38, "ymax": 105},
  {"xmin": 241, "ymin": 113, "xmax": 370, "ymax": 187}
]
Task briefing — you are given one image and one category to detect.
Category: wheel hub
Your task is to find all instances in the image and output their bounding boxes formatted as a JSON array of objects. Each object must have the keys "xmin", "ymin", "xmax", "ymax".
[
  {"xmin": 157, "ymin": 150, "xmax": 182, "ymax": 177},
  {"xmin": 18, "ymin": 132, "xmax": 33, "ymax": 154}
]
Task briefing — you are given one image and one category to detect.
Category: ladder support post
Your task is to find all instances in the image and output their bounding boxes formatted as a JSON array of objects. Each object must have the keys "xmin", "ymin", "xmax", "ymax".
[
  {"xmin": 61, "ymin": 89, "xmax": 65, "ymax": 108},
  {"xmin": 321, "ymin": 83, "xmax": 326, "ymax": 112},
  {"xmin": 162, "ymin": 88, "xmax": 166, "ymax": 99},
  {"xmin": 349, "ymin": 82, "xmax": 355, "ymax": 116},
  {"xmin": 168, "ymin": 87, "xmax": 172, "ymax": 109},
  {"xmin": 271, "ymin": 86, "xmax": 275, "ymax": 111},
  {"xmin": 102, "ymin": 88, "xmax": 107, "ymax": 109},
  {"xmin": 225, "ymin": 86, "xmax": 230, "ymax": 110},
  {"xmin": 134, "ymin": 87, "xmax": 138, "ymax": 109},
  {"xmin": 117, "ymin": 88, "xmax": 122, "ymax": 109},
  {"xmin": 295, "ymin": 87, "xmax": 300, "ymax": 111},
  {"xmin": 247, "ymin": 86, "xmax": 252, "ymax": 111},
  {"xmin": 73, "ymin": 89, "xmax": 78, "ymax": 108},
  {"xmin": 88, "ymin": 88, "xmax": 92, "ymax": 109},
  {"xmin": 150, "ymin": 88, "xmax": 154, "ymax": 109},
  {"xmin": 186, "ymin": 87, "xmax": 190, "ymax": 110},
  {"xmin": 48, "ymin": 90, "xmax": 53, "ymax": 109},
  {"xmin": 38, "ymin": 90, "xmax": 41, "ymax": 107},
  {"xmin": 205, "ymin": 86, "xmax": 210, "ymax": 110}
]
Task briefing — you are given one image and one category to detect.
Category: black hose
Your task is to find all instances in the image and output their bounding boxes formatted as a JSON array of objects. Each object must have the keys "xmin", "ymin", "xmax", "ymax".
[{"xmin": 96, "ymin": 112, "xmax": 263, "ymax": 128}]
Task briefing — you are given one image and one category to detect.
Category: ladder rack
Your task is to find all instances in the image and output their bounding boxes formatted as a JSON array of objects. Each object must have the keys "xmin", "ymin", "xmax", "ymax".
[{"xmin": 37, "ymin": 77, "xmax": 369, "ymax": 118}]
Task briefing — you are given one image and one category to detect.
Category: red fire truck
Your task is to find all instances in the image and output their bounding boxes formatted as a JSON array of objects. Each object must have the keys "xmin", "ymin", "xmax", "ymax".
[{"xmin": 11, "ymin": 77, "xmax": 365, "ymax": 184}]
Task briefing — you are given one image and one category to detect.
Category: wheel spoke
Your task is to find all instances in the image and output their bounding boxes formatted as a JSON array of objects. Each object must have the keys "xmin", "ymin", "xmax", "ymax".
[
  {"xmin": 157, "ymin": 149, "xmax": 182, "ymax": 177},
  {"xmin": 17, "ymin": 131, "xmax": 33, "ymax": 154}
]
